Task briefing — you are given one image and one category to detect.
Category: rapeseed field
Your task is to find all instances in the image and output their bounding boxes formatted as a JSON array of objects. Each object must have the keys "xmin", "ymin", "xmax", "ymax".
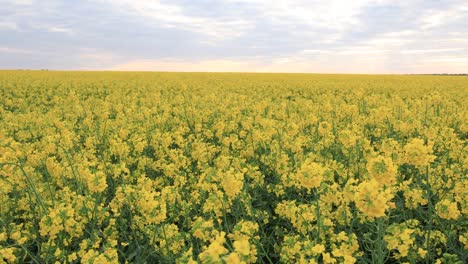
[{"xmin": 0, "ymin": 71, "xmax": 466, "ymax": 263}]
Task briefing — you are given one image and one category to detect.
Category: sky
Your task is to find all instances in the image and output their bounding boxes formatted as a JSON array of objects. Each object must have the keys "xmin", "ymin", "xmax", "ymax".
[{"xmin": 1, "ymin": 0, "xmax": 468, "ymax": 73}]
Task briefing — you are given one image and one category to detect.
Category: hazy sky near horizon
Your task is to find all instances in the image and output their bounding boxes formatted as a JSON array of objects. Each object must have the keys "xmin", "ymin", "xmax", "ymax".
[{"xmin": 1, "ymin": 0, "xmax": 468, "ymax": 73}]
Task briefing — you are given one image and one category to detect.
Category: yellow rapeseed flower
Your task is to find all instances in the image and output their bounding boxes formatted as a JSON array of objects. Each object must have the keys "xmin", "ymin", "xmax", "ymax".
[
  {"xmin": 435, "ymin": 199, "xmax": 460, "ymax": 220},
  {"xmin": 354, "ymin": 180, "xmax": 394, "ymax": 218},
  {"xmin": 366, "ymin": 155, "xmax": 398, "ymax": 186},
  {"xmin": 403, "ymin": 138, "xmax": 436, "ymax": 166}
]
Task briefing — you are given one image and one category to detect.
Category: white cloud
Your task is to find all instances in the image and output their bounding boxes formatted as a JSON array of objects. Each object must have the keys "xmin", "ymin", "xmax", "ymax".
[
  {"xmin": 80, "ymin": 52, "xmax": 117, "ymax": 62},
  {"xmin": 383, "ymin": 30, "xmax": 418, "ymax": 38},
  {"xmin": 420, "ymin": 2, "xmax": 468, "ymax": 29},
  {"xmin": 301, "ymin": 46, "xmax": 388, "ymax": 56},
  {"xmin": 301, "ymin": 49, "xmax": 332, "ymax": 54},
  {"xmin": 424, "ymin": 57, "xmax": 468, "ymax": 63},
  {"xmin": 337, "ymin": 46, "xmax": 388, "ymax": 55},
  {"xmin": 400, "ymin": 48, "xmax": 465, "ymax": 54},
  {"xmin": 111, "ymin": 59, "xmax": 264, "ymax": 72},
  {"xmin": 366, "ymin": 35, "xmax": 413, "ymax": 46},
  {"xmin": 109, "ymin": 54, "xmax": 393, "ymax": 74},
  {"xmin": 0, "ymin": 47, "xmax": 36, "ymax": 54},
  {"xmin": 227, "ymin": 0, "xmax": 387, "ymax": 30},
  {"xmin": 100, "ymin": 0, "xmax": 400, "ymax": 42},
  {"xmin": 0, "ymin": 21, "xmax": 17, "ymax": 30},
  {"xmin": 100, "ymin": 0, "xmax": 253, "ymax": 39},
  {"xmin": 0, "ymin": 0, "xmax": 33, "ymax": 5},
  {"xmin": 48, "ymin": 26, "xmax": 74, "ymax": 35},
  {"xmin": 110, "ymin": 56, "xmax": 340, "ymax": 73}
]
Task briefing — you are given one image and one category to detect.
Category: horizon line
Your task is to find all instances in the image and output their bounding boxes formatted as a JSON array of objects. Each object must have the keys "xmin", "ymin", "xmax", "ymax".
[{"xmin": 1, "ymin": 69, "xmax": 467, "ymax": 76}]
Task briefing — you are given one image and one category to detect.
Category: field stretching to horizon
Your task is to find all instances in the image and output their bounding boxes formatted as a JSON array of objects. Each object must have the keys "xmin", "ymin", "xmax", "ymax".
[{"xmin": 0, "ymin": 70, "xmax": 467, "ymax": 263}]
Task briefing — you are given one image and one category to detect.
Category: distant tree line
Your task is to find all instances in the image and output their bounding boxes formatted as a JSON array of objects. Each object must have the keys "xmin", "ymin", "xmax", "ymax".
[{"xmin": 409, "ymin": 73, "xmax": 468, "ymax": 76}]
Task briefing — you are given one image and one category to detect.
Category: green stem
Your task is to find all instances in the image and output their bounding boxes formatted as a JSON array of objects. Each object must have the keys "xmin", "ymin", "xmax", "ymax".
[
  {"xmin": 315, "ymin": 189, "xmax": 322, "ymax": 243},
  {"xmin": 373, "ymin": 218, "xmax": 386, "ymax": 264},
  {"xmin": 256, "ymin": 240, "xmax": 274, "ymax": 264},
  {"xmin": 2, "ymin": 162, "xmax": 46, "ymax": 213},
  {"xmin": 425, "ymin": 165, "xmax": 433, "ymax": 264},
  {"xmin": 57, "ymin": 144, "xmax": 83, "ymax": 195}
]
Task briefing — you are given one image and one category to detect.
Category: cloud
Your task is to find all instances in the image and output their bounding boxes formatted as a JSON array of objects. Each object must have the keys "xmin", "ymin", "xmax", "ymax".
[
  {"xmin": 226, "ymin": 0, "xmax": 381, "ymax": 30},
  {"xmin": 47, "ymin": 26, "xmax": 73, "ymax": 35},
  {"xmin": 109, "ymin": 55, "xmax": 394, "ymax": 74},
  {"xmin": 110, "ymin": 57, "xmax": 347, "ymax": 73},
  {"xmin": 0, "ymin": 46, "xmax": 36, "ymax": 54},
  {"xmin": 2, "ymin": 0, "xmax": 33, "ymax": 5},
  {"xmin": 301, "ymin": 49, "xmax": 332, "ymax": 54},
  {"xmin": 337, "ymin": 46, "xmax": 389, "ymax": 55},
  {"xmin": 400, "ymin": 48, "xmax": 466, "ymax": 54},
  {"xmin": 420, "ymin": 2, "xmax": 468, "ymax": 29},
  {"xmin": 111, "ymin": 59, "xmax": 262, "ymax": 72},
  {"xmin": 77, "ymin": 50, "xmax": 121, "ymax": 69},
  {"xmin": 0, "ymin": 21, "xmax": 17, "ymax": 30},
  {"xmin": 99, "ymin": 0, "xmax": 254, "ymax": 39},
  {"xmin": 1, "ymin": 0, "xmax": 468, "ymax": 73},
  {"xmin": 423, "ymin": 57, "xmax": 468, "ymax": 63}
]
